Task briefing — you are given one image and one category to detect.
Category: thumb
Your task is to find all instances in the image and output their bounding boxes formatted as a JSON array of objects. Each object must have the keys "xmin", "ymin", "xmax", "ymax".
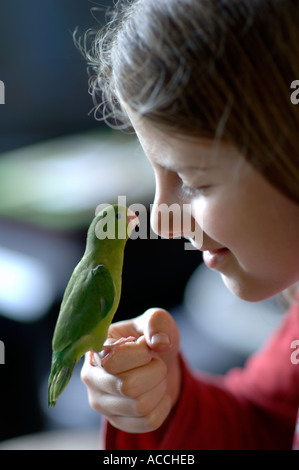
[{"xmin": 135, "ymin": 308, "xmax": 180, "ymax": 357}]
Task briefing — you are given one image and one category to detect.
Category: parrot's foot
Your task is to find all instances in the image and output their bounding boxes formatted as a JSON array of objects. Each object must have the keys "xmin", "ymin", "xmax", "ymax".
[{"xmin": 100, "ymin": 336, "xmax": 136, "ymax": 365}]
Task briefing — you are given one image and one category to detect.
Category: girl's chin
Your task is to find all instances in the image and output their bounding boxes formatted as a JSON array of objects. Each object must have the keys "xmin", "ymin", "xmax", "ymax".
[{"xmin": 220, "ymin": 273, "xmax": 282, "ymax": 303}]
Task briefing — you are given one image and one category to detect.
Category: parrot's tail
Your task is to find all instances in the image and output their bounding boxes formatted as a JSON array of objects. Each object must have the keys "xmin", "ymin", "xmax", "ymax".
[{"xmin": 48, "ymin": 353, "xmax": 77, "ymax": 407}]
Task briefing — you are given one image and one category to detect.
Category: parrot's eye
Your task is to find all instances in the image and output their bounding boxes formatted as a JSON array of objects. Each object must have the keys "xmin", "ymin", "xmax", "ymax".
[{"xmin": 116, "ymin": 212, "xmax": 123, "ymax": 220}]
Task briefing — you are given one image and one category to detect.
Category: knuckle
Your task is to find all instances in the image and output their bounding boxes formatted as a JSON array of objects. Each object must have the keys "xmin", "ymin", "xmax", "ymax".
[
  {"xmin": 101, "ymin": 358, "xmax": 116, "ymax": 375},
  {"xmin": 119, "ymin": 375, "xmax": 140, "ymax": 399},
  {"xmin": 89, "ymin": 397, "xmax": 98, "ymax": 412},
  {"xmin": 135, "ymin": 395, "xmax": 151, "ymax": 416},
  {"xmin": 147, "ymin": 308, "xmax": 169, "ymax": 324},
  {"xmin": 146, "ymin": 395, "xmax": 171, "ymax": 431},
  {"xmin": 153, "ymin": 357, "xmax": 168, "ymax": 379},
  {"xmin": 160, "ymin": 358, "xmax": 168, "ymax": 376},
  {"xmin": 88, "ymin": 392, "xmax": 101, "ymax": 413},
  {"xmin": 146, "ymin": 411, "xmax": 163, "ymax": 431},
  {"xmin": 148, "ymin": 308, "xmax": 170, "ymax": 324},
  {"xmin": 80, "ymin": 368, "xmax": 90, "ymax": 385}
]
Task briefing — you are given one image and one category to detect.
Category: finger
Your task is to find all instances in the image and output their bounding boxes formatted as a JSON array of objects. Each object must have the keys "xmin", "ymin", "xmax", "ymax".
[
  {"xmin": 108, "ymin": 393, "xmax": 172, "ymax": 433},
  {"xmin": 81, "ymin": 352, "xmax": 121, "ymax": 395},
  {"xmin": 100, "ymin": 336, "xmax": 137, "ymax": 364},
  {"xmin": 106, "ymin": 319, "xmax": 144, "ymax": 343},
  {"xmin": 81, "ymin": 339, "xmax": 156, "ymax": 394},
  {"xmin": 134, "ymin": 377, "xmax": 167, "ymax": 417},
  {"xmin": 99, "ymin": 335, "xmax": 152, "ymax": 375},
  {"xmin": 117, "ymin": 357, "xmax": 167, "ymax": 399},
  {"xmin": 136, "ymin": 308, "xmax": 180, "ymax": 355},
  {"xmin": 87, "ymin": 390, "xmax": 135, "ymax": 416},
  {"xmin": 94, "ymin": 377, "xmax": 167, "ymax": 418}
]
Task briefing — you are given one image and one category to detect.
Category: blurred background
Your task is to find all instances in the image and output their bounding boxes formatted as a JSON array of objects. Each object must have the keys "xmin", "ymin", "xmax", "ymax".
[{"xmin": 0, "ymin": 0, "xmax": 284, "ymax": 449}]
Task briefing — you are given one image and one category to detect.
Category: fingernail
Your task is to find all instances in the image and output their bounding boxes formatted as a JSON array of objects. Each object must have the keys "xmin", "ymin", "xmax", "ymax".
[{"xmin": 151, "ymin": 333, "xmax": 170, "ymax": 346}]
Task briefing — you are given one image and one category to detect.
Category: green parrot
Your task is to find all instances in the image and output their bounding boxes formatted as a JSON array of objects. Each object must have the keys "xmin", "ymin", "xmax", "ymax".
[{"xmin": 48, "ymin": 204, "xmax": 139, "ymax": 407}]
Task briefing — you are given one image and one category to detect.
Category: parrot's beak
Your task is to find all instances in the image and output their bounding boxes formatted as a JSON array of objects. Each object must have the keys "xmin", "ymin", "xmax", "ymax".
[{"xmin": 127, "ymin": 208, "xmax": 140, "ymax": 233}]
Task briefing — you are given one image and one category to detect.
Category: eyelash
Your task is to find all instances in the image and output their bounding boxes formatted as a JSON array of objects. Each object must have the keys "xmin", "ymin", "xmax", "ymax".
[{"xmin": 181, "ymin": 183, "xmax": 210, "ymax": 197}]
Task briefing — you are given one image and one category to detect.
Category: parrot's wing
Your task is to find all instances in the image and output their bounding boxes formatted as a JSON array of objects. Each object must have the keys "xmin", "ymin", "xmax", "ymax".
[{"xmin": 52, "ymin": 264, "xmax": 115, "ymax": 353}]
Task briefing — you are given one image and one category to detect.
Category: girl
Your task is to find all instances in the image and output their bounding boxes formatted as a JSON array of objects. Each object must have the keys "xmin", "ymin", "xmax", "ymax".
[{"xmin": 81, "ymin": 0, "xmax": 299, "ymax": 449}]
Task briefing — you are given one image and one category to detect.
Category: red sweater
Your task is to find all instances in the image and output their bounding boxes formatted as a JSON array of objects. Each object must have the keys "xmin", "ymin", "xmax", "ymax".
[{"xmin": 103, "ymin": 302, "xmax": 299, "ymax": 450}]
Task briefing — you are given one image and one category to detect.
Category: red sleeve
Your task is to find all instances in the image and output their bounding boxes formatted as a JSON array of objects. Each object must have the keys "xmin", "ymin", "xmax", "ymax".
[{"xmin": 103, "ymin": 302, "xmax": 299, "ymax": 450}]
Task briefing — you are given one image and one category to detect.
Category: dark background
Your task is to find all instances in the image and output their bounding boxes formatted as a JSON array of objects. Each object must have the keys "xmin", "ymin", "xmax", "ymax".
[
  {"xmin": 0, "ymin": 0, "xmax": 203, "ymax": 441},
  {"xmin": 0, "ymin": 0, "xmax": 108, "ymax": 153}
]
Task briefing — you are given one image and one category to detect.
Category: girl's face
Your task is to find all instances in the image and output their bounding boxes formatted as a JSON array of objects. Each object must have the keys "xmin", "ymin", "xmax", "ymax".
[{"xmin": 130, "ymin": 114, "xmax": 299, "ymax": 302}]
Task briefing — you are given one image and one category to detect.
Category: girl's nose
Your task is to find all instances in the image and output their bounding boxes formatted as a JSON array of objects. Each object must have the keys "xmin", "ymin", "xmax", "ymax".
[
  {"xmin": 150, "ymin": 169, "xmax": 199, "ymax": 241},
  {"xmin": 150, "ymin": 170, "xmax": 183, "ymax": 239}
]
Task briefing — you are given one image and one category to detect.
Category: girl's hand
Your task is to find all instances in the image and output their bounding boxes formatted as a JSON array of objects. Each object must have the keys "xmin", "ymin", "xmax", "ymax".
[{"xmin": 81, "ymin": 308, "xmax": 181, "ymax": 433}]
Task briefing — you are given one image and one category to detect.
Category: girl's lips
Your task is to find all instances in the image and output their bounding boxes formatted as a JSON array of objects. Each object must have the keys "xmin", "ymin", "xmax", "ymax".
[{"xmin": 202, "ymin": 248, "xmax": 230, "ymax": 270}]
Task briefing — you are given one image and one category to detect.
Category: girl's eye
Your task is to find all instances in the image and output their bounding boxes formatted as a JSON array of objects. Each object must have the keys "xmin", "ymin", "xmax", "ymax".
[{"xmin": 181, "ymin": 183, "xmax": 210, "ymax": 196}]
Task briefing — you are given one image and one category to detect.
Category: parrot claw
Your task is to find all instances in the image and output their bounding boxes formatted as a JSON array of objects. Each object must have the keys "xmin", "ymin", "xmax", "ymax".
[{"xmin": 100, "ymin": 336, "xmax": 136, "ymax": 365}]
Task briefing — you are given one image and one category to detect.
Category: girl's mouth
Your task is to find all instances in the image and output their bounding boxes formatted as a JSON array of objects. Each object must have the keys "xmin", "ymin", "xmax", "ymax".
[{"xmin": 202, "ymin": 248, "xmax": 230, "ymax": 270}]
